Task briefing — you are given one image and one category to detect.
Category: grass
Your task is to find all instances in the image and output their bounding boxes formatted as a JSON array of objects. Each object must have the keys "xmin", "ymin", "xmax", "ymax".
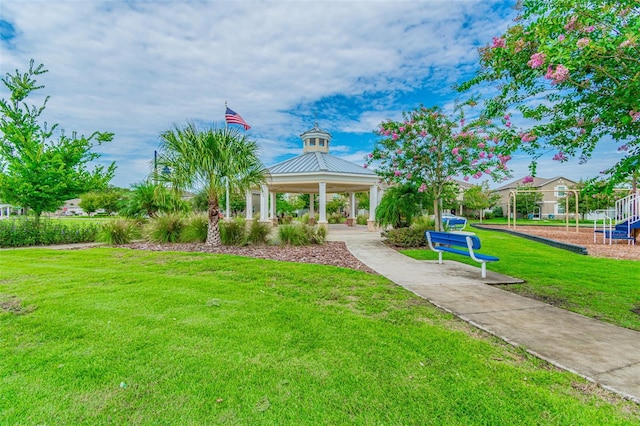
[
  {"xmin": 403, "ymin": 227, "xmax": 640, "ymax": 331},
  {"xmin": 1, "ymin": 248, "xmax": 639, "ymax": 424}
]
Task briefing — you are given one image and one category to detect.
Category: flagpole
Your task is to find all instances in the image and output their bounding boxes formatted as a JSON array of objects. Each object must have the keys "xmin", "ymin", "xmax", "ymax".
[{"xmin": 224, "ymin": 100, "xmax": 230, "ymax": 220}]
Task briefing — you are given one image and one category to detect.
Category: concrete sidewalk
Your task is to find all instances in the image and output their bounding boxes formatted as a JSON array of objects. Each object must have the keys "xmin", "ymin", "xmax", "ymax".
[{"xmin": 328, "ymin": 226, "xmax": 640, "ymax": 403}]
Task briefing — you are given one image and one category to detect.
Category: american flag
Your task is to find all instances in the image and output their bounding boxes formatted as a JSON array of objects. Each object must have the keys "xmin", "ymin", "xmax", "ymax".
[{"xmin": 225, "ymin": 107, "xmax": 251, "ymax": 130}]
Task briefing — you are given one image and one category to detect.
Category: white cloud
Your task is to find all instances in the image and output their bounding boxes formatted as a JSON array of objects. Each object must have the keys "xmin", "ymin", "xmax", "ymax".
[{"xmin": 6, "ymin": 0, "xmax": 612, "ymax": 190}]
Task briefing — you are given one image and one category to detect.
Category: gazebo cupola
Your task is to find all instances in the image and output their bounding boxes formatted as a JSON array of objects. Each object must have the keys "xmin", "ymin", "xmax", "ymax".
[{"xmin": 300, "ymin": 122, "xmax": 331, "ymax": 153}]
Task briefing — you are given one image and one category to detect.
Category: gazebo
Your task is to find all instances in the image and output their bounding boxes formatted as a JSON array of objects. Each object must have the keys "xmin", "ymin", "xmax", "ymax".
[{"xmin": 243, "ymin": 123, "xmax": 383, "ymax": 231}]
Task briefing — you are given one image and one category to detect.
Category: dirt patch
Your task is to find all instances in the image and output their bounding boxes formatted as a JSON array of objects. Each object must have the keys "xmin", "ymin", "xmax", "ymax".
[
  {"xmin": 632, "ymin": 306, "xmax": 640, "ymax": 318},
  {"xmin": 0, "ymin": 295, "xmax": 37, "ymax": 315}
]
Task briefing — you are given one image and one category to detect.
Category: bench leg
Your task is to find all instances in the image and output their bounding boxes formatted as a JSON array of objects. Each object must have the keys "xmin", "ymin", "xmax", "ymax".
[
  {"xmin": 438, "ymin": 252, "xmax": 443, "ymax": 264},
  {"xmin": 481, "ymin": 262, "xmax": 486, "ymax": 279}
]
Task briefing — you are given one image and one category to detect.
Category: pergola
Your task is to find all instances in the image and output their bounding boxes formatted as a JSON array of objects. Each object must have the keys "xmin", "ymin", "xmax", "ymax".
[{"xmin": 243, "ymin": 124, "xmax": 383, "ymax": 230}]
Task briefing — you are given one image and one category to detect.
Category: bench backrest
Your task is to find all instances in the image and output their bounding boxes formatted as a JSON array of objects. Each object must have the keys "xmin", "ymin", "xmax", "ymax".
[
  {"xmin": 442, "ymin": 218, "xmax": 467, "ymax": 230},
  {"xmin": 426, "ymin": 231, "xmax": 481, "ymax": 250}
]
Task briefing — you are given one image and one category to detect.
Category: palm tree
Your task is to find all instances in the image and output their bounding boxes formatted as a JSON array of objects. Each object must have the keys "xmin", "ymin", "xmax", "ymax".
[{"xmin": 157, "ymin": 123, "xmax": 268, "ymax": 246}]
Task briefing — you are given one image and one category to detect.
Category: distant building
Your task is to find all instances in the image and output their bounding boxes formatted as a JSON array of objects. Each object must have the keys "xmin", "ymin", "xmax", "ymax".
[{"xmin": 494, "ymin": 176, "xmax": 577, "ymax": 219}]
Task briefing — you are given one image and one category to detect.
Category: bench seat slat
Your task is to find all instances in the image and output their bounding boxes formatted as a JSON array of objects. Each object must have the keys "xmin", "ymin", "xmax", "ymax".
[{"xmin": 425, "ymin": 230, "xmax": 499, "ymax": 278}]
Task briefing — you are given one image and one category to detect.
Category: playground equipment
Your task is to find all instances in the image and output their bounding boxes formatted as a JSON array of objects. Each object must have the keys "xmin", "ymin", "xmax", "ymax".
[{"xmin": 593, "ymin": 191, "xmax": 640, "ymax": 245}]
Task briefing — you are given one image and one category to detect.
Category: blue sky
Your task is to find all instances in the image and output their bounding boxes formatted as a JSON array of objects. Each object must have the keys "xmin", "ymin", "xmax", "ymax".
[{"xmin": 0, "ymin": 0, "xmax": 625, "ymax": 189}]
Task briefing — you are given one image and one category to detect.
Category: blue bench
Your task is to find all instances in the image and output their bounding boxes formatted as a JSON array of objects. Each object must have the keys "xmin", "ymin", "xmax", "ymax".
[
  {"xmin": 425, "ymin": 231, "xmax": 499, "ymax": 278},
  {"xmin": 442, "ymin": 217, "xmax": 467, "ymax": 231}
]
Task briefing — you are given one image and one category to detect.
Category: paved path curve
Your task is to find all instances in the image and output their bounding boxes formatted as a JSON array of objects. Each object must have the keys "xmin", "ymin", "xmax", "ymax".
[{"xmin": 328, "ymin": 225, "xmax": 640, "ymax": 403}]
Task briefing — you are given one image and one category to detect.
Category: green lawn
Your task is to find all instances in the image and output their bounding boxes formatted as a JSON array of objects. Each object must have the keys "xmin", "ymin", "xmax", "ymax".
[
  {"xmin": 1, "ymin": 248, "xmax": 638, "ymax": 424},
  {"xmin": 404, "ymin": 227, "xmax": 640, "ymax": 331}
]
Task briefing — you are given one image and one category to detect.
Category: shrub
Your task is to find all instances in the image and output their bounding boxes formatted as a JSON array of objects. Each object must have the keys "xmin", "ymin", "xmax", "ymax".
[
  {"xmin": 300, "ymin": 213, "xmax": 310, "ymax": 225},
  {"xmin": 97, "ymin": 219, "xmax": 140, "ymax": 245},
  {"xmin": 356, "ymin": 214, "xmax": 368, "ymax": 225},
  {"xmin": 492, "ymin": 206, "xmax": 504, "ymax": 218},
  {"xmin": 220, "ymin": 217, "xmax": 247, "ymax": 246},
  {"xmin": 382, "ymin": 227, "xmax": 428, "ymax": 248},
  {"xmin": 0, "ymin": 218, "xmax": 99, "ymax": 247},
  {"xmin": 412, "ymin": 215, "xmax": 435, "ymax": 232},
  {"xmin": 246, "ymin": 220, "xmax": 271, "ymax": 245},
  {"xmin": 328, "ymin": 213, "xmax": 345, "ymax": 224},
  {"xmin": 144, "ymin": 213, "xmax": 184, "ymax": 243},
  {"xmin": 180, "ymin": 214, "xmax": 208, "ymax": 243}
]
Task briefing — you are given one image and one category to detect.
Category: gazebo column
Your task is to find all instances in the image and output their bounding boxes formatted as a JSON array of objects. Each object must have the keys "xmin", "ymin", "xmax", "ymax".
[
  {"xmin": 259, "ymin": 184, "xmax": 271, "ymax": 225},
  {"xmin": 318, "ymin": 182, "xmax": 328, "ymax": 228},
  {"xmin": 245, "ymin": 190, "xmax": 253, "ymax": 224},
  {"xmin": 308, "ymin": 193, "xmax": 316, "ymax": 225},
  {"xmin": 367, "ymin": 185, "xmax": 378, "ymax": 231},
  {"xmin": 346, "ymin": 192, "xmax": 356, "ymax": 226},
  {"xmin": 270, "ymin": 191, "xmax": 277, "ymax": 224}
]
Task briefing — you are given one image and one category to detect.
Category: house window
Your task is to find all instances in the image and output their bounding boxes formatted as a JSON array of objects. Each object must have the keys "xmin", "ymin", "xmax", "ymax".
[
  {"xmin": 309, "ymin": 138, "xmax": 316, "ymax": 146},
  {"xmin": 319, "ymin": 139, "xmax": 325, "ymax": 146},
  {"xmin": 555, "ymin": 185, "xmax": 567, "ymax": 197},
  {"xmin": 556, "ymin": 203, "xmax": 566, "ymax": 214}
]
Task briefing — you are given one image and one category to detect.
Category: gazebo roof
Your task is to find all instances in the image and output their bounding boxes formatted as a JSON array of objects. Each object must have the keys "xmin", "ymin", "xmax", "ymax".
[{"xmin": 268, "ymin": 152, "xmax": 376, "ymax": 176}]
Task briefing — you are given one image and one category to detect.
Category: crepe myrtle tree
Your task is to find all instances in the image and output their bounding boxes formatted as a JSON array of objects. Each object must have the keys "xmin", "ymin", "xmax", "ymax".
[
  {"xmin": 366, "ymin": 104, "xmax": 512, "ymax": 231},
  {"xmin": 461, "ymin": 0, "xmax": 640, "ymax": 189}
]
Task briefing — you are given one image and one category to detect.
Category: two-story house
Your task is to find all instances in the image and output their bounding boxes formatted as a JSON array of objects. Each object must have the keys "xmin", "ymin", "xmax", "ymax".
[{"xmin": 494, "ymin": 176, "xmax": 577, "ymax": 219}]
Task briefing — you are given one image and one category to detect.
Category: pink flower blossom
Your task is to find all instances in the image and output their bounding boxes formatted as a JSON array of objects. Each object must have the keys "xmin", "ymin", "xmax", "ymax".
[
  {"xmin": 527, "ymin": 52, "xmax": 546, "ymax": 69},
  {"xmin": 630, "ymin": 110, "xmax": 640, "ymax": 122},
  {"xmin": 363, "ymin": 164, "xmax": 368, "ymax": 168},
  {"xmin": 504, "ymin": 114, "xmax": 510, "ymax": 120},
  {"xmin": 452, "ymin": 147, "xmax": 459, "ymax": 155},
  {"xmin": 564, "ymin": 15, "xmax": 578, "ymax": 31},
  {"xmin": 463, "ymin": 176, "xmax": 469, "ymax": 182},
  {"xmin": 584, "ymin": 25, "xmax": 595, "ymax": 33},
  {"xmin": 368, "ymin": 153, "xmax": 373, "ymax": 158},
  {"xmin": 552, "ymin": 151, "xmax": 568, "ymax": 162},
  {"xmin": 392, "ymin": 133, "xmax": 399, "ymax": 140},
  {"xmin": 577, "ymin": 37, "xmax": 590, "ymax": 48},
  {"xmin": 418, "ymin": 183, "xmax": 427, "ymax": 193},
  {"xmin": 618, "ymin": 144, "xmax": 629, "ymax": 152},
  {"xmin": 488, "ymin": 153, "xmax": 494, "ymax": 159},
  {"xmin": 420, "ymin": 131, "xmax": 427, "ymax": 137},
  {"xmin": 492, "ymin": 37, "xmax": 506, "ymax": 48},
  {"xmin": 406, "ymin": 173, "xmax": 412, "ymax": 179},
  {"xmin": 520, "ymin": 132, "xmax": 537, "ymax": 143},
  {"xmin": 396, "ymin": 149, "xmax": 402, "ymax": 154},
  {"xmin": 545, "ymin": 64, "xmax": 570, "ymax": 84},
  {"xmin": 558, "ymin": 34, "xmax": 566, "ymax": 42},
  {"xmin": 394, "ymin": 170, "xmax": 402, "ymax": 176},
  {"xmin": 456, "ymin": 156, "xmax": 463, "ymax": 162},
  {"xmin": 478, "ymin": 142, "xmax": 485, "ymax": 148},
  {"xmin": 399, "ymin": 127, "xmax": 405, "ymax": 132},
  {"xmin": 479, "ymin": 152, "xmax": 486, "ymax": 158},
  {"xmin": 522, "ymin": 175, "xmax": 534, "ymax": 184},
  {"xmin": 505, "ymin": 122, "xmax": 511, "ymax": 128}
]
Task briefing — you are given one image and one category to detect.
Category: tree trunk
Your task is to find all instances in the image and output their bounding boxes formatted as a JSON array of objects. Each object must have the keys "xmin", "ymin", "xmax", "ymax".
[
  {"xmin": 206, "ymin": 199, "xmax": 222, "ymax": 246},
  {"xmin": 434, "ymin": 198, "xmax": 443, "ymax": 231}
]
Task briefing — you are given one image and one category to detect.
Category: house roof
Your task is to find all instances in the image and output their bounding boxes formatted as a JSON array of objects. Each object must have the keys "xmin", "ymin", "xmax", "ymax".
[
  {"xmin": 494, "ymin": 176, "xmax": 576, "ymax": 191},
  {"xmin": 268, "ymin": 152, "xmax": 376, "ymax": 177}
]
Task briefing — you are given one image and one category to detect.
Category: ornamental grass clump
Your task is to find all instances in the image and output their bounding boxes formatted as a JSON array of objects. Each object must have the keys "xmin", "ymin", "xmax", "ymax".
[
  {"xmin": 97, "ymin": 219, "xmax": 141, "ymax": 245},
  {"xmin": 220, "ymin": 217, "xmax": 247, "ymax": 246},
  {"xmin": 278, "ymin": 224, "xmax": 325, "ymax": 246},
  {"xmin": 246, "ymin": 219, "xmax": 271, "ymax": 245},
  {"xmin": 144, "ymin": 213, "xmax": 184, "ymax": 243},
  {"xmin": 180, "ymin": 213, "xmax": 208, "ymax": 243}
]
